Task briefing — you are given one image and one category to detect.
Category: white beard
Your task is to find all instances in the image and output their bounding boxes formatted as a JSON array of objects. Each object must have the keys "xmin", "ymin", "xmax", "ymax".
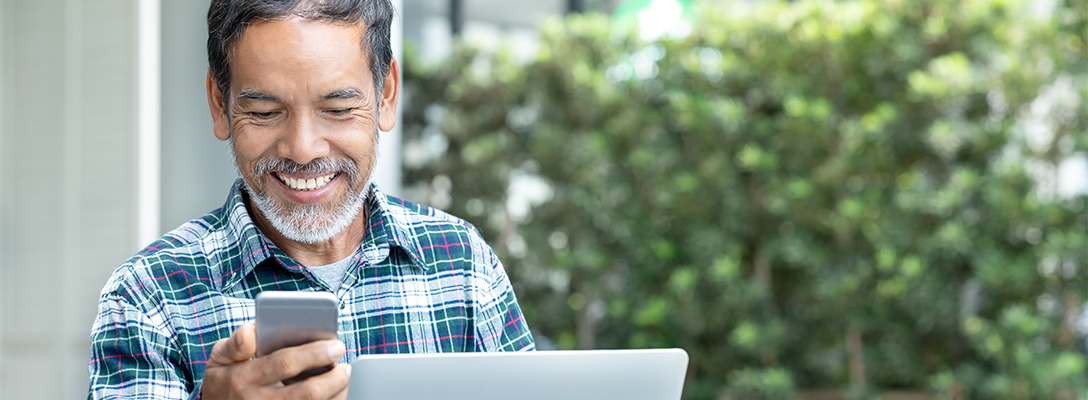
[
  {"xmin": 231, "ymin": 139, "xmax": 375, "ymax": 245},
  {"xmin": 243, "ymin": 178, "xmax": 368, "ymax": 244}
]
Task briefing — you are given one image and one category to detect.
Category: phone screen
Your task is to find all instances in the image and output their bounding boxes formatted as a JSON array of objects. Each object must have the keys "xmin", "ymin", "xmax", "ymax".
[{"xmin": 255, "ymin": 291, "xmax": 340, "ymax": 384}]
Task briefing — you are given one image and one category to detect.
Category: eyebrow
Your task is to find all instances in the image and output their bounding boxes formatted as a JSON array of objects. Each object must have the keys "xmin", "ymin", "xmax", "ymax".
[
  {"xmin": 234, "ymin": 87, "xmax": 362, "ymax": 103},
  {"xmin": 237, "ymin": 89, "xmax": 280, "ymax": 102},
  {"xmin": 324, "ymin": 88, "xmax": 361, "ymax": 100}
]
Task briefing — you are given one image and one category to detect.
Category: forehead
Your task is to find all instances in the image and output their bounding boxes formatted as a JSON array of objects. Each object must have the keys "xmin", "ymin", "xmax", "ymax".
[
  {"xmin": 239, "ymin": 16, "xmax": 365, "ymax": 49},
  {"xmin": 229, "ymin": 17, "xmax": 370, "ymax": 91}
]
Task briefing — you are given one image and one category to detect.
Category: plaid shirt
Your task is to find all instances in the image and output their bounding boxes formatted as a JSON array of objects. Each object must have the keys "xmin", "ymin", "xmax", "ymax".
[{"xmin": 88, "ymin": 180, "xmax": 534, "ymax": 399}]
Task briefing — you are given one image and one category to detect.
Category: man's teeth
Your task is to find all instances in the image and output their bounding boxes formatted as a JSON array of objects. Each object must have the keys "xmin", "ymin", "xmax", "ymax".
[{"xmin": 279, "ymin": 173, "xmax": 335, "ymax": 191}]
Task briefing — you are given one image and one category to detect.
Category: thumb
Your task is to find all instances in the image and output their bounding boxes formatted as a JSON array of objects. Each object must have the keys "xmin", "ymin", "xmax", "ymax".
[{"xmin": 209, "ymin": 323, "xmax": 256, "ymax": 366}]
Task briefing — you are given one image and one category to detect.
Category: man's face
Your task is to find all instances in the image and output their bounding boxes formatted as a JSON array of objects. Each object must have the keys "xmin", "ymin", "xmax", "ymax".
[{"xmin": 209, "ymin": 17, "xmax": 397, "ymax": 244}]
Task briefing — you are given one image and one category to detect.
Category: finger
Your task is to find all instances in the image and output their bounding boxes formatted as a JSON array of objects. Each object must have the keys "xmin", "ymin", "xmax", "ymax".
[
  {"xmin": 280, "ymin": 363, "xmax": 352, "ymax": 400},
  {"xmin": 329, "ymin": 364, "xmax": 353, "ymax": 400},
  {"xmin": 208, "ymin": 323, "xmax": 257, "ymax": 366},
  {"xmin": 252, "ymin": 339, "xmax": 346, "ymax": 385}
]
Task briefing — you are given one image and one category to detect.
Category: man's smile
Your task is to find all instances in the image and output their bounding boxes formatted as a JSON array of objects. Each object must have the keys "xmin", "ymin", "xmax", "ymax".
[
  {"xmin": 268, "ymin": 170, "xmax": 349, "ymax": 206},
  {"xmin": 274, "ymin": 172, "xmax": 337, "ymax": 191}
]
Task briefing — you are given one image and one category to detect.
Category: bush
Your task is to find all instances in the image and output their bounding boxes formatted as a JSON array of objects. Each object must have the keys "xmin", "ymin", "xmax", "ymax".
[{"xmin": 401, "ymin": 0, "xmax": 1087, "ymax": 398}]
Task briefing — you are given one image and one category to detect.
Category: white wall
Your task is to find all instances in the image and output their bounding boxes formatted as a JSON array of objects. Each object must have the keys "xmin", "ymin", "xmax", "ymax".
[{"xmin": 0, "ymin": 0, "xmax": 151, "ymax": 398}]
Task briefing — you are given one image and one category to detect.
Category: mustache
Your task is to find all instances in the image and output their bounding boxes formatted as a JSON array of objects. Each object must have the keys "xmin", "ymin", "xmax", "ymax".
[{"xmin": 252, "ymin": 156, "xmax": 359, "ymax": 181}]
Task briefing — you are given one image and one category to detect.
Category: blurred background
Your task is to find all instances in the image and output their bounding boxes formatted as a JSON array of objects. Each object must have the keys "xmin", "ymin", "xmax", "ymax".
[{"xmin": 0, "ymin": 0, "xmax": 1085, "ymax": 399}]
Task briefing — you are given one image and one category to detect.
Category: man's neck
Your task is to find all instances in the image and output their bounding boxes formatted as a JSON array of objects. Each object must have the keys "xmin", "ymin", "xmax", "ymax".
[{"xmin": 245, "ymin": 198, "xmax": 368, "ymax": 267}]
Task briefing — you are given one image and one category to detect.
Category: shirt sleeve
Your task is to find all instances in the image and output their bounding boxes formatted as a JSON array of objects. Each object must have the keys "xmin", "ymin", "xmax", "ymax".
[
  {"xmin": 88, "ymin": 290, "xmax": 194, "ymax": 399},
  {"xmin": 474, "ymin": 257, "xmax": 535, "ymax": 352}
]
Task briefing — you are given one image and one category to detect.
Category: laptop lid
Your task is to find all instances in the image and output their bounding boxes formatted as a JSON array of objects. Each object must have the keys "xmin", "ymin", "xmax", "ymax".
[{"xmin": 347, "ymin": 348, "xmax": 689, "ymax": 400}]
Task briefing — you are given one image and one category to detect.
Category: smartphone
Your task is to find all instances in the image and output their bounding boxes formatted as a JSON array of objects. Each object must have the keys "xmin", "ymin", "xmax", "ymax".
[{"xmin": 255, "ymin": 290, "xmax": 340, "ymax": 384}]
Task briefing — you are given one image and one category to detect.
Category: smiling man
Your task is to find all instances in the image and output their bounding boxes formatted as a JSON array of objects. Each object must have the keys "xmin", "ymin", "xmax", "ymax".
[{"xmin": 87, "ymin": 1, "xmax": 534, "ymax": 399}]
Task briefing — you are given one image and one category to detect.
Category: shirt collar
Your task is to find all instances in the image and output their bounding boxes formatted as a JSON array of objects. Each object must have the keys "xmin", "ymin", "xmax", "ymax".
[
  {"xmin": 355, "ymin": 182, "xmax": 427, "ymax": 271},
  {"xmin": 217, "ymin": 179, "xmax": 428, "ymax": 290}
]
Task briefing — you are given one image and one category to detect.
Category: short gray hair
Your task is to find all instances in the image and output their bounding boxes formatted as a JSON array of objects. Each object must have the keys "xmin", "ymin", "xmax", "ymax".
[{"xmin": 207, "ymin": 0, "xmax": 395, "ymax": 102}]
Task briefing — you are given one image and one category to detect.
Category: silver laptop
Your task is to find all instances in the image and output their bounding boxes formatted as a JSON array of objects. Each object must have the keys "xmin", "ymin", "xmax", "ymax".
[{"xmin": 347, "ymin": 348, "xmax": 688, "ymax": 400}]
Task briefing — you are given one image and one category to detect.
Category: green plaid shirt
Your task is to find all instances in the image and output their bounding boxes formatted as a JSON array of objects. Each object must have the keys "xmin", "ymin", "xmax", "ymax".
[{"xmin": 88, "ymin": 180, "xmax": 534, "ymax": 399}]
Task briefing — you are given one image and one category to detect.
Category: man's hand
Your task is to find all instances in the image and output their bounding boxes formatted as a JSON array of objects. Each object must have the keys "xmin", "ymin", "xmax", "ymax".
[{"xmin": 202, "ymin": 323, "xmax": 352, "ymax": 400}]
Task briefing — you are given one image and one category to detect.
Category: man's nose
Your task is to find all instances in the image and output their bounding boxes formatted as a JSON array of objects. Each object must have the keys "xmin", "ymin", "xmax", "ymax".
[{"xmin": 277, "ymin": 113, "xmax": 330, "ymax": 165}]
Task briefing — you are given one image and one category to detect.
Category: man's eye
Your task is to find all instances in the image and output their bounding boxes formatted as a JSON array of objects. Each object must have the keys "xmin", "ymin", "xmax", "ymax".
[
  {"xmin": 249, "ymin": 111, "xmax": 277, "ymax": 119},
  {"xmin": 327, "ymin": 108, "xmax": 352, "ymax": 116}
]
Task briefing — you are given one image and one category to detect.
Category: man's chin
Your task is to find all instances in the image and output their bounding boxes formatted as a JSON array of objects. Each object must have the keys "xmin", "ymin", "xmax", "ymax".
[{"xmin": 244, "ymin": 180, "xmax": 368, "ymax": 245}]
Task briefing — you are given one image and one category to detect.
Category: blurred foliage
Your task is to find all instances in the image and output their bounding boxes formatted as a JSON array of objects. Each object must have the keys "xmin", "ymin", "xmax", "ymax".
[{"xmin": 400, "ymin": 0, "xmax": 1088, "ymax": 398}]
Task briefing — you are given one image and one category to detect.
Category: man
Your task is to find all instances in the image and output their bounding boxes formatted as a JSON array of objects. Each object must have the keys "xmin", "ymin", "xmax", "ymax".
[{"xmin": 87, "ymin": 0, "xmax": 534, "ymax": 398}]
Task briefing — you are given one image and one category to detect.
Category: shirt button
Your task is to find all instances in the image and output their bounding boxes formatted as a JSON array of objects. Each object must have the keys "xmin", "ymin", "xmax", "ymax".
[{"xmin": 340, "ymin": 303, "xmax": 346, "ymax": 310}]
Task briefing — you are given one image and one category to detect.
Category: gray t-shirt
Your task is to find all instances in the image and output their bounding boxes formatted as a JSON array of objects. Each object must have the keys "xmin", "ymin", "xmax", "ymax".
[{"xmin": 306, "ymin": 250, "xmax": 357, "ymax": 291}]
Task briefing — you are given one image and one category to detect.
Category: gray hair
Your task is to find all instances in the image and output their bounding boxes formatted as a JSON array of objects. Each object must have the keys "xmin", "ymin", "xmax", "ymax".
[{"xmin": 207, "ymin": 0, "xmax": 395, "ymax": 104}]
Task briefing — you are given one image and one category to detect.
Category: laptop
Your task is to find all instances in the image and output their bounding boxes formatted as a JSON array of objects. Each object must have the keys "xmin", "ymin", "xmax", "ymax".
[{"xmin": 347, "ymin": 348, "xmax": 689, "ymax": 400}]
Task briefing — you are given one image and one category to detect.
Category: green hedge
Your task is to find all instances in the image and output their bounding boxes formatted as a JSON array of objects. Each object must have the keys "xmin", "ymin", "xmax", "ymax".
[{"xmin": 400, "ymin": 0, "xmax": 1087, "ymax": 398}]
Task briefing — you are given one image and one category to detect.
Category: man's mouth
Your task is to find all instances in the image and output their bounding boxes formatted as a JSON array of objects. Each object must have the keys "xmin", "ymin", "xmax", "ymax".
[{"xmin": 275, "ymin": 172, "xmax": 337, "ymax": 191}]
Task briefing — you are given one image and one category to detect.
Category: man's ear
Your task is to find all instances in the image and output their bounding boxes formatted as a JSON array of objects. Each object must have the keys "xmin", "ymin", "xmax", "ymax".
[
  {"xmin": 207, "ymin": 70, "xmax": 231, "ymax": 141},
  {"xmin": 377, "ymin": 57, "xmax": 401, "ymax": 132}
]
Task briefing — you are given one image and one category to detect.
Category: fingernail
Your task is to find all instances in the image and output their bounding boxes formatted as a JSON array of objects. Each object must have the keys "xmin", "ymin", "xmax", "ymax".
[
  {"xmin": 327, "ymin": 341, "xmax": 346, "ymax": 360},
  {"xmin": 342, "ymin": 364, "xmax": 353, "ymax": 376}
]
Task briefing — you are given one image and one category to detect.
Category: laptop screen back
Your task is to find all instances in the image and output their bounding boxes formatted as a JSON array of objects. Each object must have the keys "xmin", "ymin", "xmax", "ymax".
[{"xmin": 347, "ymin": 348, "xmax": 688, "ymax": 400}]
